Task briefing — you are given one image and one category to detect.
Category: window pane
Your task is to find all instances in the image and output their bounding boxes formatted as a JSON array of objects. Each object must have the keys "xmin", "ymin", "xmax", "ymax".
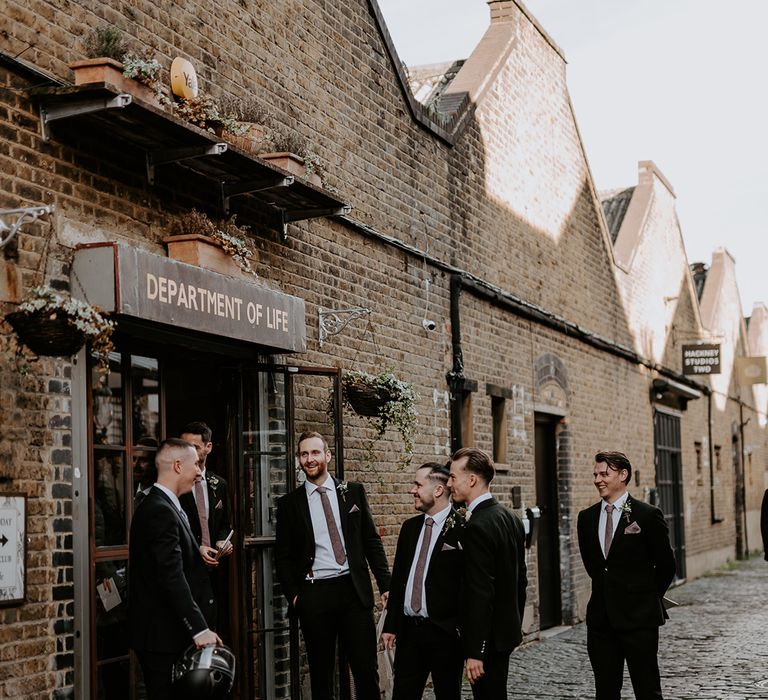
[
  {"xmin": 131, "ymin": 355, "xmax": 160, "ymax": 443},
  {"xmin": 92, "ymin": 351, "xmax": 124, "ymax": 446},
  {"xmin": 95, "ymin": 451, "xmax": 127, "ymax": 546}
]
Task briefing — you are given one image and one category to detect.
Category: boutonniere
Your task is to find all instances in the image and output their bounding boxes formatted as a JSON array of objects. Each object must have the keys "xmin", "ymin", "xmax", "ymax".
[
  {"xmin": 620, "ymin": 501, "xmax": 632, "ymax": 523},
  {"xmin": 441, "ymin": 510, "xmax": 466, "ymax": 536},
  {"xmin": 336, "ymin": 481, "xmax": 350, "ymax": 501}
]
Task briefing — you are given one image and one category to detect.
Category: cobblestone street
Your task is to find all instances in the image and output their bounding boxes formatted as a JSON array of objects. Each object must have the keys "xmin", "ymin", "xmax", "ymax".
[{"xmin": 426, "ymin": 557, "xmax": 768, "ymax": 699}]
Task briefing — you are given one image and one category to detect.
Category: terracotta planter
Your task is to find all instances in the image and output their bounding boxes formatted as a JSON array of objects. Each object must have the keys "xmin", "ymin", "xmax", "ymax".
[
  {"xmin": 164, "ymin": 234, "xmax": 241, "ymax": 277},
  {"xmin": 224, "ymin": 124, "xmax": 270, "ymax": 155},
  {"xmin": 259, "ymin": 151, "xmax": 322, "ymax": 187},
  {"xmin": 68, "ymin": 58, "xmax": 162, "ymax": 108}
]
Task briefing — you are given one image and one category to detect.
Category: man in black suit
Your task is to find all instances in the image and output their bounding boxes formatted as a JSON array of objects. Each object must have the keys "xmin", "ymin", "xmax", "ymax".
[
  {"xmin": 275, "ymin": 431, "xmax": 391, "ymax": 700},
  {"xmin": 179, "ymin": 422, "xmax": 233, "ymax": 631},
  {"xmin": 448, "ymin": 447, "xmax": 527, "ymax": 699},
  {"xmin": 577, "ymin": 451, "xmax": 676, "ymax": 700},
  {"xmin": 382, "ymin": 462, "xmax": 465, "ymax": 699},
  {"xmin": 129, "ymin": 438, "xmax": 221, "ymax": 700}
]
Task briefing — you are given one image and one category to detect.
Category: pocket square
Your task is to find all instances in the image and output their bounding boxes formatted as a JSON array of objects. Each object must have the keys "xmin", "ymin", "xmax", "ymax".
[
  {"xmin": 349, "ymin": 504, "xmax": 360, "ymax": 514},
  {"xmin": 441, "ymin": 542, "xmax": 457, "ymax": 551},
  {"xmin": 625, "ymin": 521, "xmax": 641, "ymax": 534},
  {"xmin": 215, "ymin": 500, "xmax": 223, "ymax": 510}
]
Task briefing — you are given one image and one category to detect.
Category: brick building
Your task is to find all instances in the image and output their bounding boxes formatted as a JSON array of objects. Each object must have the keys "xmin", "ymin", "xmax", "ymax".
[{"xmin": 0, "ymin": 0, "xmax": 765, "ymax": 698}]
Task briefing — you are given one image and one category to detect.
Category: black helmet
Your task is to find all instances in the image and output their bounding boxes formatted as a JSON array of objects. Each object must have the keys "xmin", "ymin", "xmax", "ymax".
[{"xmin": 171, "ymin": 643, "xmax": 236, "ymax": 699}]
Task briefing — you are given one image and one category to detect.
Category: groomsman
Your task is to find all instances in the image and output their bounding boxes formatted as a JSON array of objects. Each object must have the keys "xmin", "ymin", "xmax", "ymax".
[
  {"xmin": 448, "ymin": 448, "xmax": 527, "ymax": 699},
  {"xmin": 275, "ymin": 431, "xmax": 390, "ymax": 700},
  {"xmin": 577, "ymin": 451, "xmax": 676, "ymax": 700},
  {"xmin": 382, "ymin": 462, "xmax": 465, "ymax": 699}
]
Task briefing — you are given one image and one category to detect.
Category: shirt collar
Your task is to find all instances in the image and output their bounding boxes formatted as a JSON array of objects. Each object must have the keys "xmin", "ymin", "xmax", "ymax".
[
  {"xmin": 603, "ymin": 491, "xmax": 629, "ymax": 510},
  {"xmin": 424, "ymin": 502, "xmax": 452, "ymax": 527},
  {"xmin": 304, "ymin": 473, "xmax": 334, "ymax": 496},
  {"xmin": 153, "ymin": 482, "xmax": 182, "ymax": 512},
  {"xmin": 467, "ymin": 491, "xmax": 493, "ymax": 513}
]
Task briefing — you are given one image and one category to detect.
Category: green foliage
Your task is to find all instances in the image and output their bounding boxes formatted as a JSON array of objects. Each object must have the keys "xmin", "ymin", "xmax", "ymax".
[{"xmin": 83, "ymin": 25, "xmax": 128, "ymax": 61}]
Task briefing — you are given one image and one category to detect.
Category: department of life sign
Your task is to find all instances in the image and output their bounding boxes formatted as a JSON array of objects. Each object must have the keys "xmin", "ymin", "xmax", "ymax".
[
  {"xmin": 682, "ymin": 343, "xmax": 721, "ymax": 376},
  {"xmin": 72, "ymin": 243, "xmax": 306, "ymax": 352},
  {"xmin": 0, "ymin": 494, "xmax": 26, "ymax": 606}
]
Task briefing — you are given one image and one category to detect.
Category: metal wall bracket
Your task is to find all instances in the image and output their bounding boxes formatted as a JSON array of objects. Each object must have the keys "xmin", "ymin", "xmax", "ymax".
[
  {"xmin": 39, "ymin": 93, "xmax": 132, "ymax": 141},
  {"xmin": 318, "ymin": 306, "xmax": 371, "ymax": 347},
  {"xmin": 220, "ymin": 175, "xmax": 294, "ymax": 214},
  {"xmin": 281, "ymin": 204, "xmax": 353, "ymax": 238},
  {"xmin": 0, "ymin": 205, "xmax": 54, "ymax": 249},
  {"xmin": 146, "ymin": 143, "xmax": 228, "ymax": 185}
]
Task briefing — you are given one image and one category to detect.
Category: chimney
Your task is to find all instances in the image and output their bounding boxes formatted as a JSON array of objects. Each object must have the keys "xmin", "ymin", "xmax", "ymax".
[
  {"xmin": 690, "ymin": 262, "xmax": 709, "ymax": 301},
  {"xmin": 488, "ymin": 0, "xmax": 518, "ymax": 23}
]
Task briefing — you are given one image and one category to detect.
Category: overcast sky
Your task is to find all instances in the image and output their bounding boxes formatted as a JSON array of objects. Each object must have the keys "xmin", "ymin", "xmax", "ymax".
[{"xmin": 377, "ymin": 0, "xmax": 767, "ymax": 317}]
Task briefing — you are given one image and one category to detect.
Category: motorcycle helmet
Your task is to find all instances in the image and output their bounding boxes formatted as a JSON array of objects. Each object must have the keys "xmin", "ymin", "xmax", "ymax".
[{"xmin": 171, "ymin": 643, "xmax": 236, "ymax": 699}]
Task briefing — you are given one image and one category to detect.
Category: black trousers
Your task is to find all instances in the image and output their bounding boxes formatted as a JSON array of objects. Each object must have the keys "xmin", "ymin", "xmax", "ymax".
[
  {"xmin": 392, "ymin": 617, "xmax": 463, "ymax": 700},
  {"xmin": 135, "ymin": 649, "xmax": 177, "ymax": 700},
  {"xmin": 297, "ymin": 575, "xmax": 379, "ymax": 700},
  {"xmin": 469, "ymin": 648, "xmax": 512, "ymax": 700},
  {"xmin": 587, "ymin": 624, "xmax": 663, "ymax": 700}
]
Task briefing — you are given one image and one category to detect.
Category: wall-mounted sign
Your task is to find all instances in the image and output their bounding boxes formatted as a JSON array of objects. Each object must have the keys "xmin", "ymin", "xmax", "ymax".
[
  {"xmin": 0, "ymin": 494, "xmax": 26, "ymax": 606},
  {"xmin": 72, "ymin": 243, "xmax": 306, "ymax": 353},
  {"xmin": 736, "ymin": 356, "xmax": 767, "ymax": 385},
  {"xmin": 682, "ymin": 344, "xmax": 721, "ymax": 375},
  {"xmin": 170, "ymin": 57, "xmax": 198, "ymax": 99}
]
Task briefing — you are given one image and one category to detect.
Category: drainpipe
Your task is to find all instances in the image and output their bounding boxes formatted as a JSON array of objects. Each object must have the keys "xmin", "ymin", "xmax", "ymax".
[
  {"xmin": 446, "ymin": 274, "xmax": 464, "ymax": 453},
  {"xmin": 739, "ymin": 398, "xmax": 749, "ymax": 556}
]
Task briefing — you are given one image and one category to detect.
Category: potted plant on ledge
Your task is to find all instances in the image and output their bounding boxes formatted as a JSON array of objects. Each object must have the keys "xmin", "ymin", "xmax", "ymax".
[{"xmin": 335, "ymin": 369, "xmax": 418, "ymax": 470}]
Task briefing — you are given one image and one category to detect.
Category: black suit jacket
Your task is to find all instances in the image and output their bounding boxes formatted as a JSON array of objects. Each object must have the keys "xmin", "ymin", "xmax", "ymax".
[
  {"xmin": 383, "ymin": 507, "xmax": 464, "ymax": 636},
  {"xmin": 577, "ymin": 494, "xmax": 676, "ymax": 630},
  {"xmin": 275, "ymin": 478, "xmax": 391, "ymax": 609},
  {"xmin": 129, "ymin": 487, "xmax": 215, "ymax": 654},
  {"xmin": 461, "ymin": 498, "xmax": 527, "ymax": 659},
  {"xmin": 180, "ymin": 471, "xmax": 232, "ymax": 547}
]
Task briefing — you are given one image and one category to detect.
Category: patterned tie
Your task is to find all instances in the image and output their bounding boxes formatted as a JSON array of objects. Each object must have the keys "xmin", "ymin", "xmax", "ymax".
[
  {"xmin": 604, "ymin": 504, "xmax": 615, "ymax": 556},
  {"xmin": 410, "ymin": 517, "xmax": 435, "ymax": 614},
  {"xmin": 316, "ymin": 486, "xmax": 346, "ymax": 565},
  {"xmin": 194, "ymin": 480, "xmax": 211, "ymax": 547}
]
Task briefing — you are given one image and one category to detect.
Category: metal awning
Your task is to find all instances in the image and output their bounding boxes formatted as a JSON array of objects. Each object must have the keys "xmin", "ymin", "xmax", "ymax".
[{"xmin": 30, "ymin": 83, "xmax": 351, "ymax": 236}]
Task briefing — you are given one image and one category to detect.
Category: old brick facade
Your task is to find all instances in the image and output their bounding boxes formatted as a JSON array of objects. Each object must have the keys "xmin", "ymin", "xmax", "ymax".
[{"xmin": 0, "ymin": 0, "xmax": 765, "ymax": 697}]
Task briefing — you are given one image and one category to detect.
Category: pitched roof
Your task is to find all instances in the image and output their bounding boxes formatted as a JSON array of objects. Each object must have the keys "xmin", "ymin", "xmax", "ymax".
[
  {"xmin": 407, "ymin": 60, "xmax": 465, "ymax": 110},
  {"xmin": 599, "ymin": 187, "xmax": 635, "ymax": 244}
]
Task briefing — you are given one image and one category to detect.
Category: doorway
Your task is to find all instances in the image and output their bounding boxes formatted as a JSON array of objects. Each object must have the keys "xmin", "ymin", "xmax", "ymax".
[
  {"xmin": 84, "ymin": 331, "xmax": 342, "ymax": 699},
  {"xmin": 653, "ymin": 408, "xmax": 686, "ymax": 579},
  {"xmin": 534, "ymin": 415, "xmax": 561, "ymax": 630}
]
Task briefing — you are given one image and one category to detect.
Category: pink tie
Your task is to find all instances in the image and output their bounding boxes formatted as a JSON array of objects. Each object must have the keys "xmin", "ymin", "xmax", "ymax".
[
  {"xmin": 604, "ymin": 504, "xmax": 615, "ymax": 556},
  {"xmin": 194, "ymin": 480, "xmax": 211, "ymax": 548},
  {"xmin": 410, "ymin": 517, "xmax": 434, "ymax": 614},
  {"xmin": 316, "ymin": 486, "xmax": 346, "ymax": 565}
]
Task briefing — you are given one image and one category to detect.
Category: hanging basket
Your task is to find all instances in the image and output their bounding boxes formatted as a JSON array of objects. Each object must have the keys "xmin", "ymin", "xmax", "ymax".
[
  {"xmin": 343, "ymin": 380, "xmax": 393, "ymax": 417},
  {"xmin": 5, "ymin": 309, "xmax": 88, "ymax": 357}
]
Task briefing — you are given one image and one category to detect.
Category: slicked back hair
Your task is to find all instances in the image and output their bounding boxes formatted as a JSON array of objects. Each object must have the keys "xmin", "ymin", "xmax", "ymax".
[
  {"xmin": 297, "ymin": 430, "xmax": 329, "ymax": 454},
  {"xmin": 451, "ymin": 447, "xmax": 495, "ymax": 484},
  {"xmin": 595, "ymin": 451, "xmax": 632, "ymax": 485}
]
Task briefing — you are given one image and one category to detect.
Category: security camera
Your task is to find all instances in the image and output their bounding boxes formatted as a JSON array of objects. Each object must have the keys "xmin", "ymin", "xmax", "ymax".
[{"xmin": 422, "ymin": 319, "xmax": 436, "ymax": 331}]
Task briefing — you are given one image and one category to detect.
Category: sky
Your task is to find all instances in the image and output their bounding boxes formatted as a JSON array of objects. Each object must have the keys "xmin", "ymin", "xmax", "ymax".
[{"xmin": 377, "ymin": 0, "xmax": 767, "ymax": 316}]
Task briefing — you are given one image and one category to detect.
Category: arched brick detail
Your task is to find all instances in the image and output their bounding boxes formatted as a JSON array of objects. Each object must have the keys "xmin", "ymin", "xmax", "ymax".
[{"xmin": 535, "ymin": 352, "xmax": 571, "ymax": 399}]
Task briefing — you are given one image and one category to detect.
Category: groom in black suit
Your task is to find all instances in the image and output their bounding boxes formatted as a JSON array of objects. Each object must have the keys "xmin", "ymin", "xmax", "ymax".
[
  {"xmin": 448, "ymin": 448, "xmax": 527, "ymax": 699},
  {"xmin": 275, "ymin": 431, "xmax": 391, "ymax": 700},
  {"xmin": 129, "ymin": 438, "xmax": 221, "ymax": 700},
  {"xmin": 577, "ymin": 451, "xmax": 676, "ymax": 700},
  {"xmin": 381, "ymin": 462, "xmax": 465, "ymax": 699}
]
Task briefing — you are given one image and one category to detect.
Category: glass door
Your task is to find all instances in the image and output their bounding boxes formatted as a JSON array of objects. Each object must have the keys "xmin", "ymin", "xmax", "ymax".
[{"xmin": 236, "ymin": 366, "xmax": 341, "ymax": 699}]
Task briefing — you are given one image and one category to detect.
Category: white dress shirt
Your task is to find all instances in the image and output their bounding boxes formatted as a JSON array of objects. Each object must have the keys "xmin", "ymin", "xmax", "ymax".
[
  {"xmin": 304, "ymin": 474, "xmax": 350, "ymax": 580},
  {"xmin": 404, "ymin": 503, "xmax": 451, "ymax": 618},
  {"xmin": 598, "ymin": 490, "xmax": 629, "ymax": 557}
]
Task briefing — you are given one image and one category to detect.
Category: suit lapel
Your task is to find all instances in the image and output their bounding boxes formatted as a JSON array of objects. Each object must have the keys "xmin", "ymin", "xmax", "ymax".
[
  {"xmin": 153, "ymin": 486, "xmax": 196, "ymax": 542},
  {"xmin": 607, "ymin": 495, "xmax": 632, "ymax": 558}
]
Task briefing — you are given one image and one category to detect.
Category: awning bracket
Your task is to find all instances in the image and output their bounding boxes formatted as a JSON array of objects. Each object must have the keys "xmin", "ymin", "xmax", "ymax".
[
  {"xmin": 220, "ymin": 175, "xmax": 294, "ymax": 214},
  {"xmin": 146, "ymin": 143, "xmax": 228, "ymax": 185},
  {"xmin": 39, "ymin": 93, "xmax": 132, "ymax": 141},
  {"xmin": 281, "ymin": 205, "xmax": 353, "ymax": 238}
]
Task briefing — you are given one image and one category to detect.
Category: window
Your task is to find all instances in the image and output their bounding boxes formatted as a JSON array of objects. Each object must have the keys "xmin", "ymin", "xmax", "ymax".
[
  {"xmin": 492, "ymin": 396, "xmax": 507, "ymax": 463},
  {"xmin": 460, "ymin": 391, "xmax": 474, "ymax": 447}
]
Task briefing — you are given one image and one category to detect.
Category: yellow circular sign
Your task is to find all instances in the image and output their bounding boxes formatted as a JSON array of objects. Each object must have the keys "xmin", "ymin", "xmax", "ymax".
[{"xmin": 170, "ymin": 57, "xmax": 199, "ymax": 99}]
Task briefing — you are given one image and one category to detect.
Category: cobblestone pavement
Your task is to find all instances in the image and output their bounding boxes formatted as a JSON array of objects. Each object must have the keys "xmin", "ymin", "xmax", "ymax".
[{"xmin": 423, "ymin": 557, "xmax": 768, "ymax": 699}]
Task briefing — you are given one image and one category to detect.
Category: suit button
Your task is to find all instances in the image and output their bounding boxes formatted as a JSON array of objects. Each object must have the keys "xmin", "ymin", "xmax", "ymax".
[
  {"xmin": 604, "ymin": 567, "xmax": 608, "ymax": 572},
  {"xmin": 209, "ymin": 599, "xmax": 214, "ymax": 604}
]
